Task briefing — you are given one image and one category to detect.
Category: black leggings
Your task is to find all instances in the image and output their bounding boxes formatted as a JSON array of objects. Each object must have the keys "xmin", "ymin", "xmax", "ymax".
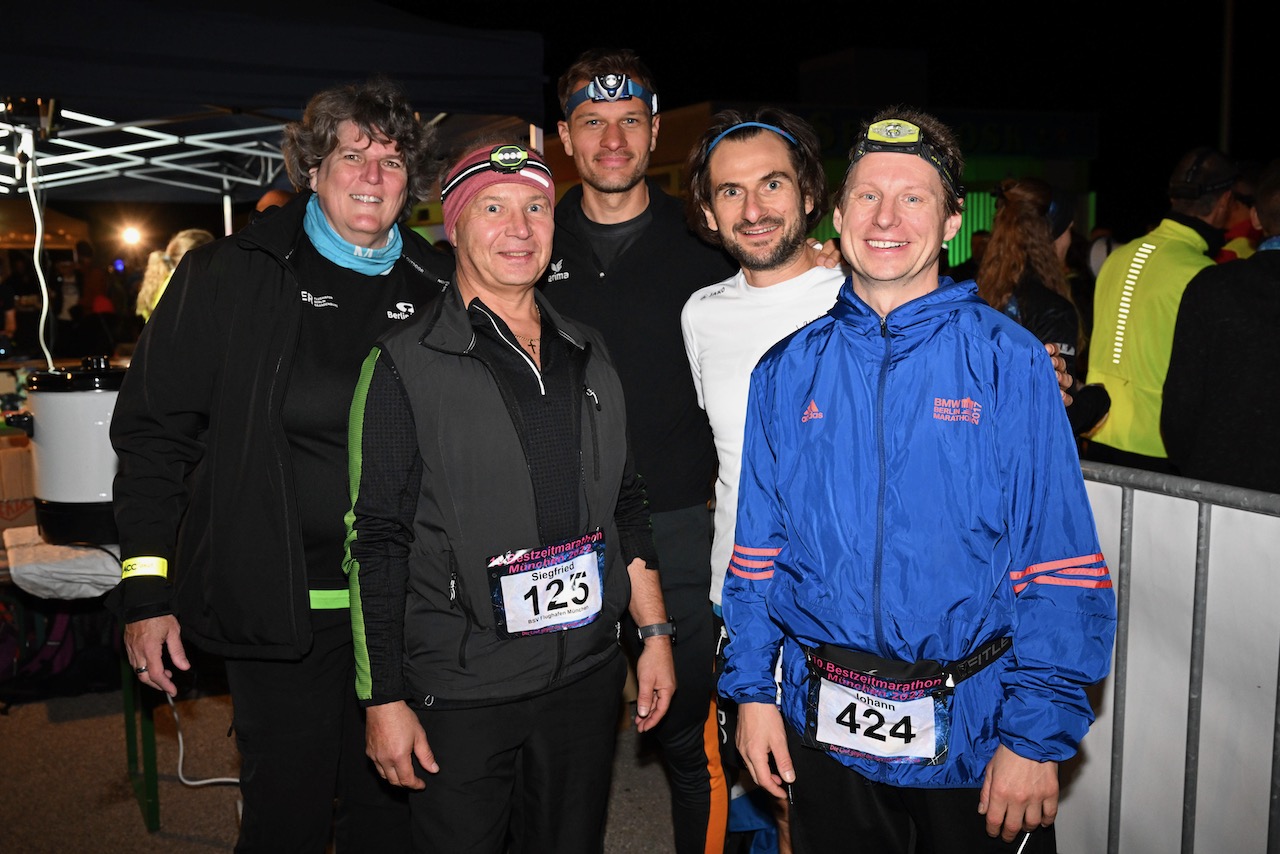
[
  {"xmin": 223, "ymin": 609, "xmax": 410, "ymax": 854},
  {"xmin": 622, "ymin": 504, "xmax": 725, "ymax": 854},
  {"xmin": 407, "ymin": 655, "xmax": 626, "ymax": 853},
  {"xmin": 785, "ymin": 724, "xmax": 1058, "ymax": 854}
]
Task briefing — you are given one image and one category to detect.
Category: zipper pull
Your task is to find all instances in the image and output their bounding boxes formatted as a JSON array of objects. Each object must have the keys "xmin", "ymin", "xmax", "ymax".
[
  {"xmin": 584, "ymin": 386, "xmax": 601, "ymax": 410},
  {"xmin": 880, "ymin": 318, "xmax": 888, "ymax": 338}
]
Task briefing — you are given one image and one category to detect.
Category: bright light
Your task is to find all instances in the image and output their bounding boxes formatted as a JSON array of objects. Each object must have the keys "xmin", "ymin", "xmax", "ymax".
[{"xmin": 121, "ymin": 226, "xmax": 141, "ymax": 245}]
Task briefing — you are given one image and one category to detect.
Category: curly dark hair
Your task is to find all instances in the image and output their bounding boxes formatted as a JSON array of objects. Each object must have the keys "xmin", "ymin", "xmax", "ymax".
[
  {"xmin": 556, "ymin": 48, "xmax": 657, "ymax": 117},
  {"xmin": 281, "ymin": 76, "xmax": 438, "ymax": 219},
  {"xmin": 684, "ymin": 107, "xmax": 828, "ymax": 246},
  {"xmin": 837, "ymin": 106, "xmax": 965, "ymax": 216}
]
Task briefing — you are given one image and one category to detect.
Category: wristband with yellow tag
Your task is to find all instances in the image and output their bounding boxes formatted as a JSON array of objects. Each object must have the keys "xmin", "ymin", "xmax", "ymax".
[{"xmin": 121, "ymin": 556, "xmax": 169, "ymax": 580}]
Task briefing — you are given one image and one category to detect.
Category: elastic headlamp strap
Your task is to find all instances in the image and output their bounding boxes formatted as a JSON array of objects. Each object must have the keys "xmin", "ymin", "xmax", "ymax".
[
  {"xmin": 441, "ymin": 145, "xmax": 553, "ymax": 203},
  {"xmin": 1172, "ymin": 147, "xmax": 1235, "ymax": 198},
  {"xmin": 849, "ymin": 119, "xmax": 962, "ymax": 199},
  {"xmin": 707, "ymin": 122, "xmax": 798, "ymax": 153},
  {"xmin": 564, "ymin": 73, "xmax": 660, "ymax": 119}
]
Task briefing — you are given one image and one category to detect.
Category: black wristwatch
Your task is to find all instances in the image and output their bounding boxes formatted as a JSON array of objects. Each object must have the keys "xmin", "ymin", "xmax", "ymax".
[{"xmin": 637, "ymin": 620, "xmax": 676, "ymax": 644}]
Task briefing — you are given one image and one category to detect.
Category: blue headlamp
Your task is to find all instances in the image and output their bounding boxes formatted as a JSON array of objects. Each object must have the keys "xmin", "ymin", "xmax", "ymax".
[{"xmin": 564, "ymin": 73, "xmax": 660, "ymax": 119}]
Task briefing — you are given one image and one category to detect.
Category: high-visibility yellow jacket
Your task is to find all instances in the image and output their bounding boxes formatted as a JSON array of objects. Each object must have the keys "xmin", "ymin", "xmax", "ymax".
[{"xmin": 1087, "ymin": 217, "xmax": 1217, "ymax": 458}]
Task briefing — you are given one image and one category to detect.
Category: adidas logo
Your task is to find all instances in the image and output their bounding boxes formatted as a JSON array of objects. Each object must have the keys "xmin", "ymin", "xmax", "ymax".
[{"xmin": 801, "ymin": 400, "xmax": 824, "ymax": 422}]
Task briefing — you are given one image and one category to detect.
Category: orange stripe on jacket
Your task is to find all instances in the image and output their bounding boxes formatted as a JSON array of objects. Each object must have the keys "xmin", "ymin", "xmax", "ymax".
[
  {"xmin": 1014, "ymin": 575, "xmax": 1114, "ymax": 594},
  {"xmin": 734, "ymin": 544, "xmax": 782, "ymax": 557},
  {"xmin": 729, "ymin": 562, "xmax": 774, "ymax": 581},
  {"xmin": 1009, "ymin": 553, "xmax": 1106, "ymax": 581}
]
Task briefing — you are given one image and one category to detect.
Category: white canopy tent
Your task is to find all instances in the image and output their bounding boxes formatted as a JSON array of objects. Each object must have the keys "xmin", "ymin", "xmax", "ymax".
[{"xmin": 1, "ymin": 0, "xmax": 546, "ymax": 233}]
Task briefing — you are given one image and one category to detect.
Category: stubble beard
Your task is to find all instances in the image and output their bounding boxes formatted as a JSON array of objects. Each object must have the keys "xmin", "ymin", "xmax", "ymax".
[
  {"xmin": 581, "ymin": 160, "xmax": 648, "ymax": 196},
  {"xmin": 729, "ymin": 215, "xmax": 809, "ymax": 273}
]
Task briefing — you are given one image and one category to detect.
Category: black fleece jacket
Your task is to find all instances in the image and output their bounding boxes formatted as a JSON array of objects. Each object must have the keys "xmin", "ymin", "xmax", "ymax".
[
  {"xmin": 540, "ymin": 180, "xmax": 735, "ymax": 512},
  {"xmin": 109, "ymin": 193, "xmax": 453, "ymax": 660}
]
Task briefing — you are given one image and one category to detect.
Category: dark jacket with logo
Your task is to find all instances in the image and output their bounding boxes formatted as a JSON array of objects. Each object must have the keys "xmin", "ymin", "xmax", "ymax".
[
  {"xmin": 345, "ymin": 284, "xmax": 654, "ymax": 707},
  {"xmin": 109, "ymin": 192, "xmax": 453, "ymax": 659},
  {"xmin": 541, "ymin": 180, "xmax": 734, "ymax": 512}
]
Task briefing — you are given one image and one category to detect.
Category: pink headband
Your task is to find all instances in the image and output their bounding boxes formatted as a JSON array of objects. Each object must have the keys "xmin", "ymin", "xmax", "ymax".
[{"xmin": 441, "ymin": 144, "xmax": 555, "ymax": 240}]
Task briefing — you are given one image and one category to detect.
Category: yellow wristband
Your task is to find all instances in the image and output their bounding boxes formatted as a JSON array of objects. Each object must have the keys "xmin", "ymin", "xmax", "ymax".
[{"xmin": 121, "ymin": 556, "xmax": 169, "ymax": 580}]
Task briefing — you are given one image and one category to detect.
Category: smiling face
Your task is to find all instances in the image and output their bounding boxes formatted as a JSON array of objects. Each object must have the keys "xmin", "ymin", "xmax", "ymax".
[
  {"xmin": 308, "ymin": 120, "xmax": 408, "ymax": 249},
  {"xmin": 449, "ymin": 181, "xmax": 554, "ymax": 298},
  {"xmin": 557, "ymin": 82, "xmax": 659, "ymax": 195},
  {"xmin": 702, "ymin": 133, "xmax": 814, "ymax": 280},
  {"xmin": 835, "ymin": 152, "xmax": 962, "ymax": 310}
]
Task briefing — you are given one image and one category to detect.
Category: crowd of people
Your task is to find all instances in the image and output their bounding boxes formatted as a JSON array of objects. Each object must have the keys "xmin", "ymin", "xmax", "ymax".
[{"xmin": 98, "ymin": 41, "xmax": 1273, "ymax": 854}]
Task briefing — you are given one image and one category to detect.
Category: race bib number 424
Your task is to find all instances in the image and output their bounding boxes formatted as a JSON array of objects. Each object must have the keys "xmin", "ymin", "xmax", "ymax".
[
  {"xmin": 804, "ymin": 647, "xmax": 951, "ymax": 765},
  {"xmin": 814, "ymin": 678, "xmax": 944, "ymax": 762},
  {"xmin": 488, "ymin": 531, "xmax": 605, "ymax": 638}
]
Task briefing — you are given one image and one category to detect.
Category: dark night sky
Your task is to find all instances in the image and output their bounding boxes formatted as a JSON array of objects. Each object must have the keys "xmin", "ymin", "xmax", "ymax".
[
  {"xmin": 417, "ymin": 1, "xmax": 1265, "ymax": 242},
  {"xmin": 39, "ymin": 2, "xmax": 1267, "ymax": 256}
]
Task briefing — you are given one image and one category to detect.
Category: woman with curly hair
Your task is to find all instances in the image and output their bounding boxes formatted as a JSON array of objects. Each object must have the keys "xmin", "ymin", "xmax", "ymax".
[
  {"xmin": 111, "ymin": 76, "xmax": 453, "ymax": 852},
  {"xmin": 977, "ymin": 177, "xmax": 1109, "ymax": 436}
]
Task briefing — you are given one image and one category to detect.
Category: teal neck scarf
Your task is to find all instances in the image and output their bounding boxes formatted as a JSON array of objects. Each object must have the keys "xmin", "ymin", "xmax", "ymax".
[{"xmin": 303, "ymin": 193, "xmax": 402, "ymax": 275}]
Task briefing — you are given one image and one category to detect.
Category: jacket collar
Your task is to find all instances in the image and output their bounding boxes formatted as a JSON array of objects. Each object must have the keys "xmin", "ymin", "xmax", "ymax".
[
  {"xmin": 419, "ymin": 282, "xmax": 590, "ymax": 355},
  {"xmin": 237, "ymin": 190, "xmax": 454, "ymax": 288},
  {"xmin": 1164, "ymin": 211, "xmax": 1226, "ymax": 258},
  {"xmin": 830, "ymin": 275, "xmax": 986, "ymax": 337}
]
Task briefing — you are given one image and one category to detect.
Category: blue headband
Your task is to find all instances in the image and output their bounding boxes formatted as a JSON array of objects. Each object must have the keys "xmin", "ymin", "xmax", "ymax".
[
  {"xmin": 706, "ymin": 122, "xmax": 798, "ymax": 154},
  {"xmin": 564, "ymin": 73, "xmax": 659, "ymax": 119}
]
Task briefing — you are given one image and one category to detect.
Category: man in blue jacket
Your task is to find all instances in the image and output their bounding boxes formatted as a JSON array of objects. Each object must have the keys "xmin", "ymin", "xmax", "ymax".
[{"xmin": 719, "ymin": 108, "xmax": 1116, "ymax": 853}]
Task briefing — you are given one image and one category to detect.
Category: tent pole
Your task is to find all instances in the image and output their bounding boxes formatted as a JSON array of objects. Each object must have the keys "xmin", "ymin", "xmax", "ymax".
[{"xmin": 222, "ymin": 191, "xmax": 233, "ymax": 236}]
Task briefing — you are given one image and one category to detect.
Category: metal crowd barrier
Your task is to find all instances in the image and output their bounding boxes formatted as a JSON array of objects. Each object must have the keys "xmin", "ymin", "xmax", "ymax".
[{"xmin": 1079, "ymin": 461, "xmax": 1280, "ymax": 854}]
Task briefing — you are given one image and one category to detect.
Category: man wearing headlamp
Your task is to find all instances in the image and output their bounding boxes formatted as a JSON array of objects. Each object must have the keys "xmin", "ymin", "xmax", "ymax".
[
  {"xmin": 719, "ymin": 108, "xmax": 1116, "ymax": 853},
  {"xmin": 540, "ymin": 48, "xmax": 740, "ymax": 854},
  {"xmin": 345, "ymin": 139, "xmax": 674, "ymax": 851}
]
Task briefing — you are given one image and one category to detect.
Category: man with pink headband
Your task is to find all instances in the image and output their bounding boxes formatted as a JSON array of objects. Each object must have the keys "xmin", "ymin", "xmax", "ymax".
[{"xmin": 344, "ymin": 138, "xmax": 675, "ymax": 851}]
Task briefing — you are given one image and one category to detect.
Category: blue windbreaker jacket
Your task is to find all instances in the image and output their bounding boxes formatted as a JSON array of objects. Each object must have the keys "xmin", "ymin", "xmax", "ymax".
[{"xmin": 720, "ymin": 276, "xmax": 1116, "ymax": 788}]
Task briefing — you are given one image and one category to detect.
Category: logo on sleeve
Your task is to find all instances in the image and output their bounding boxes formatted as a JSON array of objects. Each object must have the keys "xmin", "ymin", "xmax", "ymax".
[
  {"xmin": 933, "ymin": 396, "xmax": 982, "ymax": 425},
  {"xmin": 801, "ymin": 400, "xmax": 824, "ymax": 422}
]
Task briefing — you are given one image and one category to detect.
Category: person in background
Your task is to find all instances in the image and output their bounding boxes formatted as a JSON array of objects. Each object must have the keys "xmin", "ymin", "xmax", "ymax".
[
  {"xmin": 347, "ymin": 138, "xmax": 673, "ymax": 852},
  {"xmin": 948, "ymin": 228, "xmax": 989, "ymax": 282},
  {"xmin": 74, "ymin": 240, "xmax": 113, "ymax": 316},
  {"xmin": 1215, "ymin": 163, "xmax": 1262, "ymax": 262},
  {"xmin": 977, "ymin": 177, "xmax": 1109, "ymax": 438},
  {"xmin": 110, "ymin": 76, "xmax": 452, "ymax": 853},
  {"xmin": 1162, "ymin": 158, "xmax": 1280, "ymax": 493},
  {"xmin": 1085, "ymin": 146, "xmax": 1236, "ymax": 472},
  {"xmin": 1064, "ymin": 227, "xmax": 1098, "ymax": 353},
  {"xmin": 0, "ymin": 264, "xmax": 16, "ymax": 345},
  {"xmin": 721, "ymin": 108, "xmax": 1115, "ymax": 853},
  {"xmin": 135, "ymin": 228, "xmax": 215, "ymax": 322},
  {"xmin": 256, "ymin": 187, "xmax": 298, "ymax": 214},
  {"xmin": 1, "ymin": 254, "xmax": 48, "ymax": 358}
]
